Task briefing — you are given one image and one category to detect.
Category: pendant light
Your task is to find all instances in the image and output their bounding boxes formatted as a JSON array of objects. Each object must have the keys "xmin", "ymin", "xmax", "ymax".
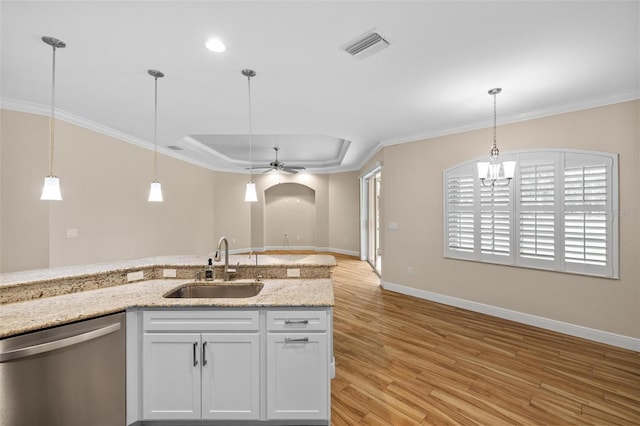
[
  {"xmin": 40, "ymin": 36, "xmax": 66, "ymax": 201},
  {"xmin": 148, "ymin": 69, "xmax": 164, "ymax": 202},
  {"xmin": 477, "ymin": 88, "xmax": 516, "ymax": 187},
  {"xmin": 243, "ymin": 69, "xmax": 258, "ymax": 202}
]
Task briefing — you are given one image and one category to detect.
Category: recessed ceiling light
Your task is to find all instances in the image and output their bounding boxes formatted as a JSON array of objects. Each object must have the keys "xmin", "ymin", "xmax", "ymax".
[{"xmin": 205, "ymin": 38, "xmax": 226, "ymax": 53}]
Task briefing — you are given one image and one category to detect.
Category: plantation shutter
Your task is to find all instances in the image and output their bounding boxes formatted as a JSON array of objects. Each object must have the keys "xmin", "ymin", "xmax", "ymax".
[
  {"xmin": 516, "ymin": 153, "xmax": 560, "ymax": 270},
  {"xmin": 563, "ymin": 153, "xmax": 614, "ymax": 277},
  {"xmin": 445, "ymin": 172, "xmax": 475, "ymax": 259},
  {"xmin": 479, "ymin": 182, "xmax": 512, "ymax": 263}
]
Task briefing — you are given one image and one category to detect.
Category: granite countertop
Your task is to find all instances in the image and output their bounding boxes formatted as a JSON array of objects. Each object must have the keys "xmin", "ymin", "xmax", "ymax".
[
  {"xmin": 0, "ymin": 254, "xmax": 337, "ymax": 289},
  {"xmin": 0, "ymin": 277, "xmax": 334, "ymax": 338}
]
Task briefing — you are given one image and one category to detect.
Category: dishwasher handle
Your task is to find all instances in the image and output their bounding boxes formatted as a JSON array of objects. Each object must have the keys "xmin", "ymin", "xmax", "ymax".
[{"xmin": 0, "ymin": 322, "xmax": 121, "ymax": 363}]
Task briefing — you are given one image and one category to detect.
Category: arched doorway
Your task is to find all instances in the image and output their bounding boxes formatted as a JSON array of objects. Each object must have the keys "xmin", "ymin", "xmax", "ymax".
[{"xmin": 263, "ymin": 183, "xmax": 316, "ymax": 249}]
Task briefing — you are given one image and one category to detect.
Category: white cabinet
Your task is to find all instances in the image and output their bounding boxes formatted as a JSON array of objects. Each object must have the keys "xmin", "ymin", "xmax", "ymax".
[
  {"xmin": 132, "ymin": 308, "xmax": 332, "ymax": 425},
  {"xmin": 142, "ymin": 333, "xmax": 201, "ymax": 420},
  {"xmin": 266, "ymin": 310, "xmax": 330, "ymax": 421},
  {"xmin": 142, "ymin": 311, "xmax": 260, "ymax": 421},
  {"xmin": 201, "ymin": 333, "xmax": 260, "ymax": 419}
]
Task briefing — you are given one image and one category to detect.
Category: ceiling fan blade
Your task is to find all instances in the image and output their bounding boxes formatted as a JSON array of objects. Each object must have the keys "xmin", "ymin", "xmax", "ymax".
[
  {"xmin": 281, "ymin": 167, "xmax": 299, "ymax": 174},
  {"xmin": 287, "ymin": 166, "xmax": 306, "ymax": 170},
  {"xmin": 247, "ymin": 166, "xmax": 272, "ymax": 170}
]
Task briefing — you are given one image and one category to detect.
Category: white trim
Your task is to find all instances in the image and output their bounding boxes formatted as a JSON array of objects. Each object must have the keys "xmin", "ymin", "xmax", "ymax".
[
  {"xmin": 381, "ymin": 280, "xmax": 639, "ymax": 352},
  {"xmin": 315, "ymin": 247, "xmax": 359, "ymax": 257},
  {"xmin": 360, "ymin": 162, "xmax": 383, "ymax": 261},
  {"xmin": 377, "ymin": 91, "xmax": 639, "ymax": 149},
  {"xmin": 263, "ymin": 245, "xmax": 317, "ymax": 252},
  {"xmin": 253, "ymin": 246, "xmax": 358, "ymax": 257}
]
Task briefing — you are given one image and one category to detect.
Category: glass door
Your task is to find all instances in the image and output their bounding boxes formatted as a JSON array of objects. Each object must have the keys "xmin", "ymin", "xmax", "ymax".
[{"xmin": 365, "ymin": 172, "xmax": 382, "ymax": 275}]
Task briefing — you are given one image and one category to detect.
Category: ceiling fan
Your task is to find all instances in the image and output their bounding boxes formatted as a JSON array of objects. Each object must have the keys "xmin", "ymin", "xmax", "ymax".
[{"xmin": 251, "ymin": 147, "xmax": 306, "ymax": 174}]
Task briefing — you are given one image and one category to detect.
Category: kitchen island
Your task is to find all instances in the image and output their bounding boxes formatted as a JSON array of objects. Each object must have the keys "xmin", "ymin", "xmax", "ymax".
[{"xmin": 0, "ymin": 254, "xmax": 335, "ymax": 426}]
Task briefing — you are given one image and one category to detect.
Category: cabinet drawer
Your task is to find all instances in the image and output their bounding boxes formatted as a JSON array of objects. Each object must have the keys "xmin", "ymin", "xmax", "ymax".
[
  {"xmin": 267, "ymin": 310, "xmax": 327, "ymax": 332},
  {"xmin": 143, "ymin": 310, "xmax": 259, "ymax": 332}
]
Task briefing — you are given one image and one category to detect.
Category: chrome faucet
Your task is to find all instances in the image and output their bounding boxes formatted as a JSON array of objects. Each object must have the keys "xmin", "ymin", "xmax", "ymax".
[{"xmin": 214, "ymin": 236, "xmax": 236, "ymax": 281}]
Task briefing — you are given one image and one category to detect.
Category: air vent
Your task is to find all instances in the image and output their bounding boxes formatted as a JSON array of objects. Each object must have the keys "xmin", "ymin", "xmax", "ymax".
[
  {"xmin": 167, "ymin": 145, "xmax": 183, "ymax": 151},
  {"xmin": 342, "ymin": 30, "xmax": 390, "ymax": 59}
]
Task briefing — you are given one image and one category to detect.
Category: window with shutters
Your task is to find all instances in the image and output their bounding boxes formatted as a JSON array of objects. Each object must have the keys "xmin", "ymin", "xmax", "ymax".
[
  {"xmin": 446, "ymin": 176, "xmax": 475, "ymax": 257},
  {"xmin": 443, "ymin": 149, "xmax": 618, "ymax": 278}
]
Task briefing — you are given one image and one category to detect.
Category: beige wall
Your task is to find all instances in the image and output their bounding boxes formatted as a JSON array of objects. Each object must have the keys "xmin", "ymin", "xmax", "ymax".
[
  {"xmin": 0, "ymin": 109, "xmax": 360, "ymax": 271},
  {"xmin": 264, "ymin": 183, "xmax": 316, "ymax": 248},
  {"xmin": 2, "ymin": 109, "xmax": 60, "ymax": 271},
  {"xmin": 371, "ymin": 101, "xmax": 639, "ymax": 338},
  {"xmin": 0, "ymin": 109, "xmax": 216, "ymax": 271},
  {"xmin": 328, "ymin": 172, "xmax": 360, "ymax": 254},
  {"xmin": 211, "ymin": 171, "xmax": 252, "ymax": 253}
]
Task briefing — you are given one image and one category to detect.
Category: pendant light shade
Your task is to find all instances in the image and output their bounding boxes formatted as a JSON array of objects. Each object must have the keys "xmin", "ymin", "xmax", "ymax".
[
  {"xmin": 477, "ymin": 88, "xmax": 515, "ymax": 187},
  {"xmin": 148, "ymin": 69, "xmax": 164, "ymax": 202},
  {"xmin": 40, "ymin": 36, "xmax": 66, "ymax": 201},
  {"xmin": 243, "ymin": 69, "xmax": 258, "ymax": 202},
  {"xmin": 41, "ymin": 176, "xmax": 62, "ymax": 201},
  {"xmin": 148, "ymin": 181, "xmax": 163, "ymax": 202},
  {"xmin": 244, "ymin": 182, "xmax": 258, "ymax": 202}
]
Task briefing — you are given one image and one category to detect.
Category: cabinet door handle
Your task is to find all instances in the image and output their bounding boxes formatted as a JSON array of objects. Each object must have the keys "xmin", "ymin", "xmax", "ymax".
[
  {"xmin": 193, "ymin": 341, "xmax": 198, "ymax": 367},
  {"xmin": 202, "ymin": 341, "xmax": 208, "ymax": 366},
  {"xmin": 284, "ymin": 319, "xmax": 309, "ymax": 325},
  {"xmin": 285, "ymin": 337, "xmax": 309, "ymax": 343}
]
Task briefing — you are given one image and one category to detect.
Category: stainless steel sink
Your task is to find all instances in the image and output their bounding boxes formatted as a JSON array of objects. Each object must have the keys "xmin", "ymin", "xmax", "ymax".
[{"xmin": 163, "ymin": 282, "xmax": 264, "ymax": 299}]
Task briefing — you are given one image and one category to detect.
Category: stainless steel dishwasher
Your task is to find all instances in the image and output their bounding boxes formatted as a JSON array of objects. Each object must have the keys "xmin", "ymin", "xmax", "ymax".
[{"xmin": 0, "ymin": 312, "xmax": 125, "ymax": 426}]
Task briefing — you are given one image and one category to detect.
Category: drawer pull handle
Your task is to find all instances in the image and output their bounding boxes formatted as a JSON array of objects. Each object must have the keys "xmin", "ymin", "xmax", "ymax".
[
  {"xmin": 193, "ymin": 342, "xmax": 198, "ymax": 367},
  {"xmin": 285, "ymin": 337, "xmax": 309, "ymax": 343},
  {"xmin": 284, "ymin": 319, "xmax": 309, "ymax": 325}
]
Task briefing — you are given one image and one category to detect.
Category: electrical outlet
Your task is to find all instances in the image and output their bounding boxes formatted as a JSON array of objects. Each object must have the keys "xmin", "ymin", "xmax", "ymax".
[
  {"xmin": 65, "ymin": 228, "xmax": 78, "ymax": 239},
  {"xmin": 163, "ymin": 269, "xmax": 177, "ymax": 278},
  {"xmin": 127, "ymin": 271, "xmax": 144, "ymax": 282},
  {"xmin": 407, "ymin": 266, "xmax": 413, "ymax": 274},
  {"xmin": 287, "ymin": 268, "xmax": 301, "ymax": 278}
]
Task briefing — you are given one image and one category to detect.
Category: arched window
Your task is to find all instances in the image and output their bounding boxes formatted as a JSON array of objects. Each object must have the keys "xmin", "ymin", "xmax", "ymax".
[{"xmin": 444, "ymin": 150, "xmax": 619, "ymax": 278}]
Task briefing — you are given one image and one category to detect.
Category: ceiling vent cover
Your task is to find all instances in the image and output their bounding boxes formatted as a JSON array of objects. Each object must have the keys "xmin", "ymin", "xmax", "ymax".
[{"xmin": 342, "ymin": 30, "xmax": 390, "ymax": 59}]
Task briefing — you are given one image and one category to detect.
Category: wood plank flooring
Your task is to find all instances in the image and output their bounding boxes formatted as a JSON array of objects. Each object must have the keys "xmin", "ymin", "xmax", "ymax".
[{"xmin": 325, "ymin": 254, "xmax": 640, "ymax": 425}]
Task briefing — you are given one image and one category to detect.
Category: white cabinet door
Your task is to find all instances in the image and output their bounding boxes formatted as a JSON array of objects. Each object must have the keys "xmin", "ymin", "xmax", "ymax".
[
  {"xmin": 142, "ymin": 333, "xmax": 201, "ymax": 420},
  {"xmin": 266, "ymin": 333, "xmax": 328, "ymax": 420},
  {"xmin": 201, "ymin": 333, "xmax": 260, "ymax": 420}
]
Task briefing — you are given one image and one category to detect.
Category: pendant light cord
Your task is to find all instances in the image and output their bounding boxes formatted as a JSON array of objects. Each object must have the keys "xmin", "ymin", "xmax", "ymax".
[
  {"xmin": 247, "ymin": 74, "xmax": 253, "ymax": 181},
  {"xmin": 492, "ymin": 92, "xmax": 497, "ymax": 149},
  {"xmin": 153, "ymin": 75, "xmax": 158, "ymax": 181},
  {"xmin": 49, "ymin": 44, "xmax": 57, "ymax": 176},
  {"xmin": 489, "ymin": 88, "xmax": 501, "ymax": 157}
]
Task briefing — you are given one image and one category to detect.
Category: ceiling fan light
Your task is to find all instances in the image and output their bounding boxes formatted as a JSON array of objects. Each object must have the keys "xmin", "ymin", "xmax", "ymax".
[
  {"xmin": 40, "ymin": 176, "xmax": 62, "ymax": 201},
  {"xmin": 245, "ymin": 182, "xmax": 257, "ymax": 202},
  {"xmin": 148, "ymin": 181, "xmax": 163, "ymax": 202}
]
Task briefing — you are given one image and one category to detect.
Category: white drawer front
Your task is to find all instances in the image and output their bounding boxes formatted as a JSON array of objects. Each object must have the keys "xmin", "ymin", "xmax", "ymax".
[
  {"xmin": 143, "ymin": 310, "xmax": 259, "ymax": 332},
  {"xmin": 267, "ymin": 310, "xmax": 327, "ymax": 332}
]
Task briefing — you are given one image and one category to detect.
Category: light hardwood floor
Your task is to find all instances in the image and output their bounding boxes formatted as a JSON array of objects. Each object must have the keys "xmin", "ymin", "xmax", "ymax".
[{"xmin": 324, "ymin": 253, "xmax": 640, "ymax": 425}]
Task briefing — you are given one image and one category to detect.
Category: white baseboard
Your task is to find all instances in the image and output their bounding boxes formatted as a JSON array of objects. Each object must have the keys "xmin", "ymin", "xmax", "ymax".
[
  {"xmin": 261, "ymin": 246, "xmax": 359, "ymax": 257},
  {"xmin": 263, "ymin": 245, "xmax": 317, "ymax": 251},
  {"xmin": 382, "ymin": 280, "xmax": 640, "ymax": 352},
  {"xmin": 316, "ymin": 247, "xmax": 360, "ymax": 257}
]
